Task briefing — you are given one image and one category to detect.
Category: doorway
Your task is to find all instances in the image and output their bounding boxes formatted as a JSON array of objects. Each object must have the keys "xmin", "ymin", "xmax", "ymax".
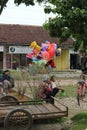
[{"xmin": 70, "ymin": 54, "xmax": 81, "ymax": 69}]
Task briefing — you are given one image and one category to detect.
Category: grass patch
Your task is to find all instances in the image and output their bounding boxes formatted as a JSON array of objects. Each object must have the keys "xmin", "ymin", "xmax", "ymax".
[
  {"xmin": 57, "ymin": 84, "xmax": 77, "ymax": 98},
  {"xmin": 10, "ymin": 70, "xmax": 79, "ymax": 99},
  {"xmin": 10, "ymin": 70, "xmax": 43, "ymax": 80},
  {"xmin": 69, "ymin": 120, "xmax": 87, "ymax": 130},
  {"xmin": 63, "ymin": 84, "xmax": 77, "ymax": 97},
  {"xmin": 71, "ymin": 112, "xmax": 87, "ymax": 121},
  {"xmin": 68, "ymin": 112, "xmax": 87, "ymax": 130}
]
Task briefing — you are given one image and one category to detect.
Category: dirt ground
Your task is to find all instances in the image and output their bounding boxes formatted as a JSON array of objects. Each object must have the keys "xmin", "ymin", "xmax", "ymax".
[
  {"xmin": 18, "ymin": 79, "xmax": 87, "ymax": 129},
  {"xmin": 1, "ymin": 73, "xmax": 87, "ymax": 130},
  {"xmin": 30, "ymin": 96, "xmax": 87, "ymax": 130}
]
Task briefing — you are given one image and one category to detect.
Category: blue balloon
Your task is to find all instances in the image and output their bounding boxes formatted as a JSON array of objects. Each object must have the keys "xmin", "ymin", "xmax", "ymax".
[{"xmin": 32, "ymin": 57, "xmax": 38, "ymax": 61}]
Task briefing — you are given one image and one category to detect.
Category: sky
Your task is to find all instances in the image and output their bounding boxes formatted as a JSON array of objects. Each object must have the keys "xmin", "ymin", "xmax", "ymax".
[{"xmin": 0, "ymin": 1, "xmax": 54, "ymax": 26}]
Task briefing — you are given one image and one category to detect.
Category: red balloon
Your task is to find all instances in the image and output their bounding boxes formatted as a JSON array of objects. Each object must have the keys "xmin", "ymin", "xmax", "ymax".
[{"xmin": 47, "ymin": 43, "xmax": 55, "ymax": 60}]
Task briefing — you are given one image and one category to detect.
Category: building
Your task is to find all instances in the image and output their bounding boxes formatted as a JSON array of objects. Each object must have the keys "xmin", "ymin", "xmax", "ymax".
[{"xmin": 0, "ymin": 24, "xmax": 81, "ymax": 70}]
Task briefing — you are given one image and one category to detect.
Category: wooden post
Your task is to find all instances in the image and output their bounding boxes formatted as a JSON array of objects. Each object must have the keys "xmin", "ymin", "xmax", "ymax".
[
  {"xmin": 11, "ymin": 54, "xmax": 13, "ymax": 70},
  {"xmin": 3, "ymin": 46, "xmax": 7, "ymax": 70}
]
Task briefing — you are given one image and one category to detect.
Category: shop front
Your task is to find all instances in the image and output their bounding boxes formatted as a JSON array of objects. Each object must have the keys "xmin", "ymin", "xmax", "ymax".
[{"xmin": 6, "ymin": 46, "xmax": 33, "ymax": 69}]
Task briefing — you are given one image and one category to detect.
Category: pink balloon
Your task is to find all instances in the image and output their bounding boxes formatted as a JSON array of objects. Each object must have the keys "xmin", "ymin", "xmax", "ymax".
[
  {"xmin": 26, "ymin": 53, "xmax": 33, "ymax": 58},
  {"xmin": 33, "ymin": 49, "xmax": 39, "ymax": 56},
  {"xmin": 42, "ymin": 51, "xmax": 49, "ymax": 61}
]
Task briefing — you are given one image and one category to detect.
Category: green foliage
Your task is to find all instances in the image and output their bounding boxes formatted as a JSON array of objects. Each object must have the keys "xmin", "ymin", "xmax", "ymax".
[
  {"xmin": 0, "ymin": 0, "xmax": 47, "ymax": 14},
  {"xmin": 1, "ymin": 0, "xmax": 87, "ymax": 56},
  {"xmin": 14, "ymin": 0, "xmax": 35, "ymax": 6},
  {"xmin": 44, "ymin": 6, "xmax": 52, "ymax": 14},
  {"xmin": 0, "ymin": 0, "xmax": 9, "ymax": 14},
  {"xmin": 68, "ymin": 112, "xmax": 87, "ymax": 130},
  {"xmin": 1, "ymin": 1, "xmax": 87, "ymax": 55},
  {"xmin": 71, "ymin": 112, "xmax": 87, "ymax": 121},
  {"xmin": 14, "ymin": 0, "xmax": 47, "ymax": 6},
  {"xmin": 69, "ymin": 121, "xmax": 87, "ymax": 130},
  {"xmin": 43, "ymin": 0, "xmax": 87, "ymax": 55},
  {"xmin": 73, "ymin": 40, "xmax": 82, "ymax": 51}
]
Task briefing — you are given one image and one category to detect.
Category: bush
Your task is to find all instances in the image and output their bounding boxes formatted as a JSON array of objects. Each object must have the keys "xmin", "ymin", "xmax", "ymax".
[{"xmin": 71, "ymin": 112, "xmax": 87, "ymax": 121}]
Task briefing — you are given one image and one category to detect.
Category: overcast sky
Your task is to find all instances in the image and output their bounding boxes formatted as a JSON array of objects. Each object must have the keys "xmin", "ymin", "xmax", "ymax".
[{"xmin": 0, "ymin": 1, "xmax": 54, "ymax": 26}]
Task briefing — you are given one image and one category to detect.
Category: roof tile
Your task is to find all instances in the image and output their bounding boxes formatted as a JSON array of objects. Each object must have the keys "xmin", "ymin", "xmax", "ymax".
[{"xmin": 0, "ymin": 24, "xmax": 59, "ymax": 45}]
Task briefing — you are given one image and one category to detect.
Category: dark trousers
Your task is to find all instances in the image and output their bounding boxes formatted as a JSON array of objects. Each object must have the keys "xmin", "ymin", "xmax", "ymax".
[
  {"xmin": 45, "ymin": 88, "xmax": 59, "ymax": 104},
  {"xmin": 53, "ymin": 87, "xmax": 59, "ymax": 96}
]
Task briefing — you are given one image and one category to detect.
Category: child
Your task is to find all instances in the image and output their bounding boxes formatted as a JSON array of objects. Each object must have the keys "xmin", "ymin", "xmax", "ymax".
[
  {"xmin": 50, "ymin": 75, "xmax": 64, "ymax": 96},
  {"xmin": 0, "ymin": 70, "xmax": 14, "ymax": 94},
  {"xmin": 77, "ymin": 78, "xmax": 86, "ymax": 106},
  {"xmin": 77, "ymin": 81, "xmax": 82, "ymax": 106},
  {"xmin": 45, "ymin": 75, "xmax": 64, "ymax": 104},
  {"xmin": 80, "ymin": 75, "xmax": 87, "ymax": 98},
  {"xmin": 37, "ymin": 76, "xmax": 51, "ymax": 99}
]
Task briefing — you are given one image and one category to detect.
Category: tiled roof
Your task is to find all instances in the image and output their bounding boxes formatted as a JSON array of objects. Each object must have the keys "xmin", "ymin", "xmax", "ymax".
[
  {"xmin": 0, "ymin": 24, "xmax": 59, "ymax": 46},
  {"xmin": 61, "ymin": 38, "xmax": 73, "ymax": 48}
]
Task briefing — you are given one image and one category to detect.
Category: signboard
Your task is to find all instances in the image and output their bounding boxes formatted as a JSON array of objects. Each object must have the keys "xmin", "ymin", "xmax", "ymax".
[
  {"xmin": 9, "ymin": 46, "xmax": 33, "ymax": 54},
  {"xmin": 0, "ymin": 46, "xmax": 3, "ymax": 52}
]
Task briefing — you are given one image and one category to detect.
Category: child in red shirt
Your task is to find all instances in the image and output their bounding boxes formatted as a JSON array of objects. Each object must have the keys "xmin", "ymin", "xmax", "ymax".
[{"xmin": 77, "ymin": 76, "xmax": 87, "ymax": 106}]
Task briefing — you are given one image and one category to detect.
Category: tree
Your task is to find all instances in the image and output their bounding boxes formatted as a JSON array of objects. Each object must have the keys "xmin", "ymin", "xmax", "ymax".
[
  {"xmin": 0, "ymin": 0, "xmax": 46, "ymax": 14},
  {"xmin": 43, "ymin": 0, "xmax": 87, "ymax": 56},
  {"xmin": 1, "ymin": 0, "xmax": 87, "ymax": 67},
  {"xmin": 0, "ymin": 0, "xmax": 8, "ymax": 14},
  {"xmin": 1, "ymin": 0, "xmax": 87, "ymax": 54}
]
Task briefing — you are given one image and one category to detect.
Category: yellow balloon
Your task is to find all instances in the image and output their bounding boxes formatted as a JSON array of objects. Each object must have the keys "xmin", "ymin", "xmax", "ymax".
[
  {"xmin": 30, "ymin": 41, "xmax": 37, "ymax": 48},
  {"xmin": 57, "ymin": 48, "xmax": 61, "ymax": 52},
  {"xmin": 57, "ymin": 48, "xmax": 61, "ymax": 56},
  {"xmin": 30, "ymin": 41, "xmax": 41, "ymax": 51},
  {"xmin": 35, "ymin": 45, "xmax": 41, "ymax": 51}
]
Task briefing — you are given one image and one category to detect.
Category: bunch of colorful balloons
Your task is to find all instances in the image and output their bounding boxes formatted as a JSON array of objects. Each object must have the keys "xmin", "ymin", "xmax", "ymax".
[{"xmin": 26, "ymin": 41, "xmax": 61, "ymax": 67}]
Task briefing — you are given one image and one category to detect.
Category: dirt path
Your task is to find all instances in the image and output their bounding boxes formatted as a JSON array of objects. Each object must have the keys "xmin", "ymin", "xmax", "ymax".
[
  {"xmin": 30, "ymin": 97, "xmax": 87, "ymax": 130},
  {"xmin": 13, "ymin": 79, "xmax": 87, "ymax": 130},
  {"xmin": 57, "ymin": 97, "xmax": 87, "ymax": 118}
]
